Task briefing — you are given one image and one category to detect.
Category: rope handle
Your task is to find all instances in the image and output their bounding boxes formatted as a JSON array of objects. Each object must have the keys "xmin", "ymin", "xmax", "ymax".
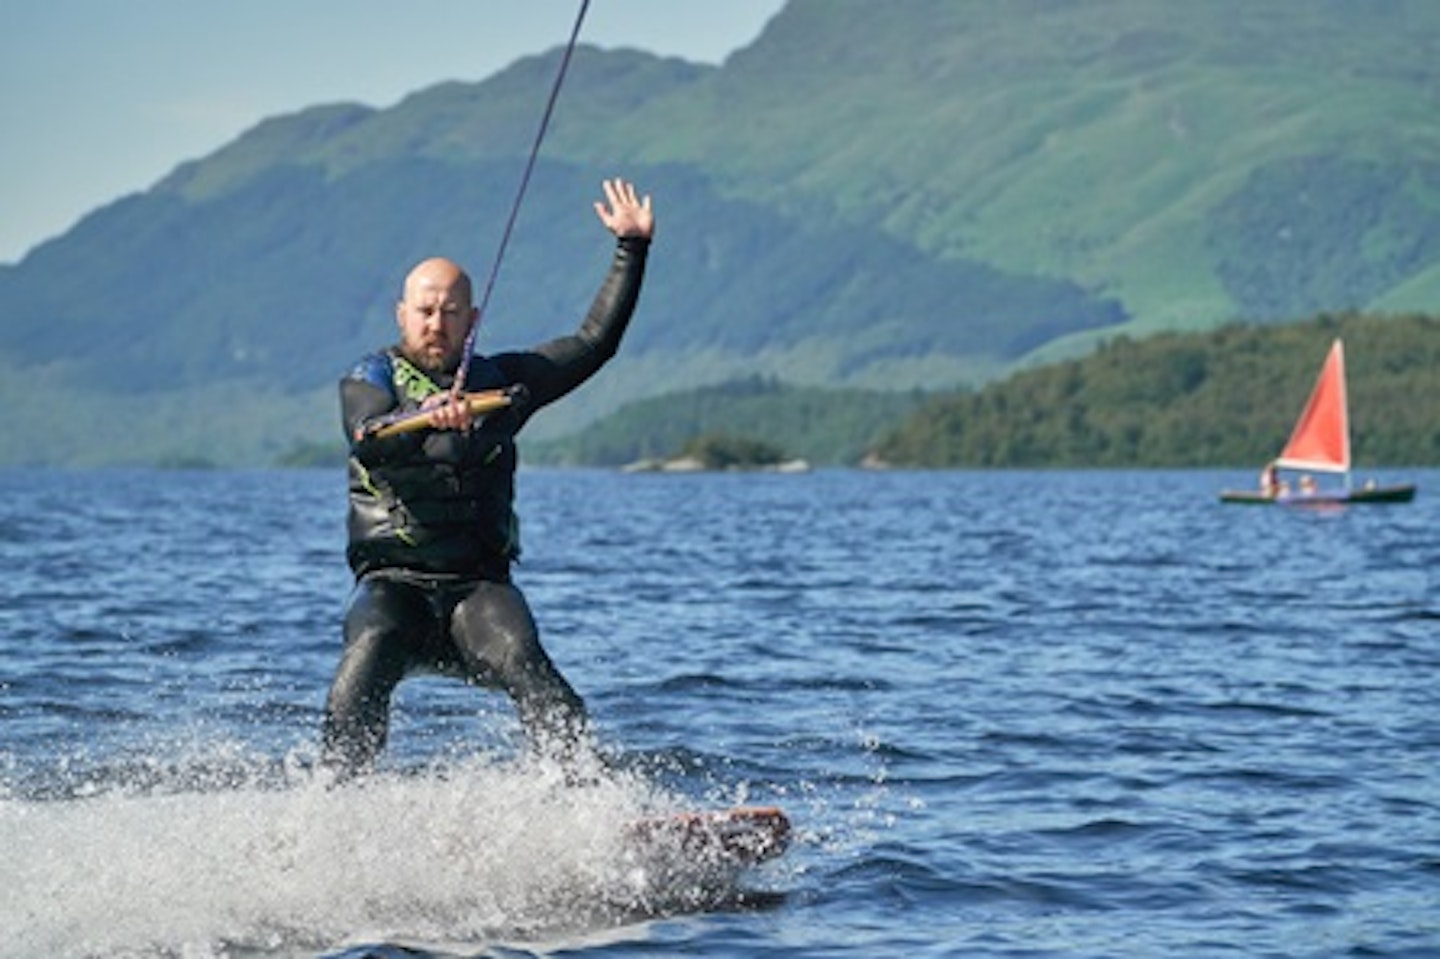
[{"xmin": 358, "ymin": 385, "xmax": 527, "ymax": 440}]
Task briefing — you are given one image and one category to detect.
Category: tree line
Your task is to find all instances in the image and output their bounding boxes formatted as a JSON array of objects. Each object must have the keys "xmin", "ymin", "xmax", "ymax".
[
  {"xmin": 871, "ymin": 312, "xmax": 1440, "ymax": 467},
  {"xmin": 531, "ymin": 312, "xmax": 1440, "ymax": 469}
]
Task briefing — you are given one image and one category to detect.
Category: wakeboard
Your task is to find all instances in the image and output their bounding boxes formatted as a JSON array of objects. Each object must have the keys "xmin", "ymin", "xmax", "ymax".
[{"xmin": 626, "ymin": 805, "xmax": 791, "ymax": 867}]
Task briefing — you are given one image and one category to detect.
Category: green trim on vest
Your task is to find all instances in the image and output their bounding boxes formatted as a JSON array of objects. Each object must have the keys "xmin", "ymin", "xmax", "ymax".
[{"xmin": 390, "ymin": 352, "xmax": 444, "ymax": 404}]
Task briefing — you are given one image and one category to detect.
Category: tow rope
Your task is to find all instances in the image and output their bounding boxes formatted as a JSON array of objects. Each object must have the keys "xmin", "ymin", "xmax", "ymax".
[
  {"xmin": 452, "ymin": 0, "xmax": 593, "ymax": 397},
  {"xmin": 360, "ymin": 0, "xmax": 591, "ymax": 440}
]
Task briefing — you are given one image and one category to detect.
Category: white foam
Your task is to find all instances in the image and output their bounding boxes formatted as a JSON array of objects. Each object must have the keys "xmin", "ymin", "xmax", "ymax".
[{"xmin": 0, "ymin": 750, "xmax": 737, "ymax": 957}]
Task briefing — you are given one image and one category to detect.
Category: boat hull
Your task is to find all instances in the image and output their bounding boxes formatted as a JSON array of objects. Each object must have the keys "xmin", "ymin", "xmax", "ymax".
[{"xmin": 1219, "ymin": 484, "xmax": 1416, "ymax": 505}]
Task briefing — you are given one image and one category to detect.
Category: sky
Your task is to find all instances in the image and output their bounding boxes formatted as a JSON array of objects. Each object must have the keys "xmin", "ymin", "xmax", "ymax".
[{"xmin": 0, "ymin": 0, "xmax": 787, "ymax": 264}]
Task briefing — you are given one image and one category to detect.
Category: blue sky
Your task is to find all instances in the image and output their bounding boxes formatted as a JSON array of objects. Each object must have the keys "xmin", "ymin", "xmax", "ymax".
[{"xmin": 0, "ymin": 0, "xmax": 786, "ymax": 264}]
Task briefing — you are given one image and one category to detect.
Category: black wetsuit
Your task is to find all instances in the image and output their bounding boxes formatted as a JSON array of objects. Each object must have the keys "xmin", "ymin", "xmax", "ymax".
[{"xmin": 322, "ymin": 236, "xmax": 648, "ymax": 773}]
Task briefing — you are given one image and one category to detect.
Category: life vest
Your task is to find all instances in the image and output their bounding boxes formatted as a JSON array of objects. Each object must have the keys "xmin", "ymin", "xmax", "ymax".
[{"xmin": 344, "ymin": 348, "xmax": 521, "ymax": 579}]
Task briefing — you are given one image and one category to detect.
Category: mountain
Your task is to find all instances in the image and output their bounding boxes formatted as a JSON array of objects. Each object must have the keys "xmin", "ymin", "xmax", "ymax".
[{"xmin": 2, "ymin": 0, "xmax": 1438, "ymax": 466}]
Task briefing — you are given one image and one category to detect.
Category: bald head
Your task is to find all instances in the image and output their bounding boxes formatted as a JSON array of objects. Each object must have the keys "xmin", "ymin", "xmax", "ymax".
[
  {"xmin": 395, "ymin": 257, "xmax": 478, "ymax": 374},
  {"xmin": 403, "ymin": 258, "xmax": 473, "ymax": 306}
]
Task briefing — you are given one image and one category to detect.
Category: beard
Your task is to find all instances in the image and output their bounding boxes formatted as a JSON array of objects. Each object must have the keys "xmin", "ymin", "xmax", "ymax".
[{"xmin": 406, "ymin": 336, "xmax": 460, "ymax": 375}]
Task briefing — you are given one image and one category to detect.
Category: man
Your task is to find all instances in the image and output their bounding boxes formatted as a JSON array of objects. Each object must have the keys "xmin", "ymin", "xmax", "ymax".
[{"xmin": 322, "ymin": 177, "xmax": 655, "ymax": 776}]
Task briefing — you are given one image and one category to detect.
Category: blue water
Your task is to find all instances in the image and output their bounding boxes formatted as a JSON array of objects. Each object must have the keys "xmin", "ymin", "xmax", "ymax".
[{"xmin": 2, "ymin": 467, "xmax": 1438, "ymax": 958}]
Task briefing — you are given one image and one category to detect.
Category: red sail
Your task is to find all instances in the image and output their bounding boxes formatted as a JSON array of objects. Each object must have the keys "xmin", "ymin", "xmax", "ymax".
[{"xmin": 1275, "ymin": 339, "xmax": 1350, "ymax": 474}]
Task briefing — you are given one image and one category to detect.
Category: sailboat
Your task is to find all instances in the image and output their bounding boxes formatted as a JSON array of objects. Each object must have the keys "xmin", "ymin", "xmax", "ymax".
[{"xmin": 1219, "ymin": 339, "xmax": 1416, "ymax": 505}]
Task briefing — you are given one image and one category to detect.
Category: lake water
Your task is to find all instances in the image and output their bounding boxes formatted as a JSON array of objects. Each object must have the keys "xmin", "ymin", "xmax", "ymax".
[{"xmin": 2, "ymin": 467, "xmax": 1437, "ymax": 958}]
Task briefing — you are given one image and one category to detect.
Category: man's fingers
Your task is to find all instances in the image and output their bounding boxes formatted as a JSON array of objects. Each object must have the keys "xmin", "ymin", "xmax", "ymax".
[{"xmin": 604, "ymin": 178, "xmax": 640, "ymax": 209}]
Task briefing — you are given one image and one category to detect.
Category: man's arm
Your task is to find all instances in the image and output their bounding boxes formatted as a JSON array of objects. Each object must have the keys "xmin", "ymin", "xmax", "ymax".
[{"xmin": 498, "ymin": 178, "xmax": 655, "ymax": 411}]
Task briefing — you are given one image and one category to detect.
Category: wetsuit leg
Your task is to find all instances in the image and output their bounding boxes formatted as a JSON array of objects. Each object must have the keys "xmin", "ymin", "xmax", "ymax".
[
  {"xmin": 449, "ymin": 580, "xmax": 590, "ymax": 757},
  {"xmin": 321, "ymin": 576, "xmax": 432, "ymax": 776}
]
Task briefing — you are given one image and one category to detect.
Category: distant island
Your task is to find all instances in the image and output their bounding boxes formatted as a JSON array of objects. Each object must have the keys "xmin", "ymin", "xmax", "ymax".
[{"xmin": 622, "ymin": 432, "xmax": 810, "ymax": 474}]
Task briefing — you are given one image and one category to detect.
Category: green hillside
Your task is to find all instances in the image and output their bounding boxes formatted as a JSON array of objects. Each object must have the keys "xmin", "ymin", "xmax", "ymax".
[
  {"xmin": 615, "ymin": 0, "xmax": 1440, "ymax": 340},
  {"xmin": 2, "ymin": 0, "xmax": 1439, "ymax": 466}
]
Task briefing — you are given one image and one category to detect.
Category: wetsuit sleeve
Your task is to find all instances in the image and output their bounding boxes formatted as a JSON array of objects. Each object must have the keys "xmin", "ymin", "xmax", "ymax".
[{"xmin": 494, "ymin": 235, "xmax": 649, "ymax": 412}]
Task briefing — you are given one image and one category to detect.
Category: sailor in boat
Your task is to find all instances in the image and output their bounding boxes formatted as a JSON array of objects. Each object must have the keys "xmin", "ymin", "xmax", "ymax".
[
  {"xmin": 1259, "ymin": 461, "xmax": 1280, "ymax": 498},
  {"xmin": 322, "ymin": 179, "xmax": 656, "ymax": 778}
]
